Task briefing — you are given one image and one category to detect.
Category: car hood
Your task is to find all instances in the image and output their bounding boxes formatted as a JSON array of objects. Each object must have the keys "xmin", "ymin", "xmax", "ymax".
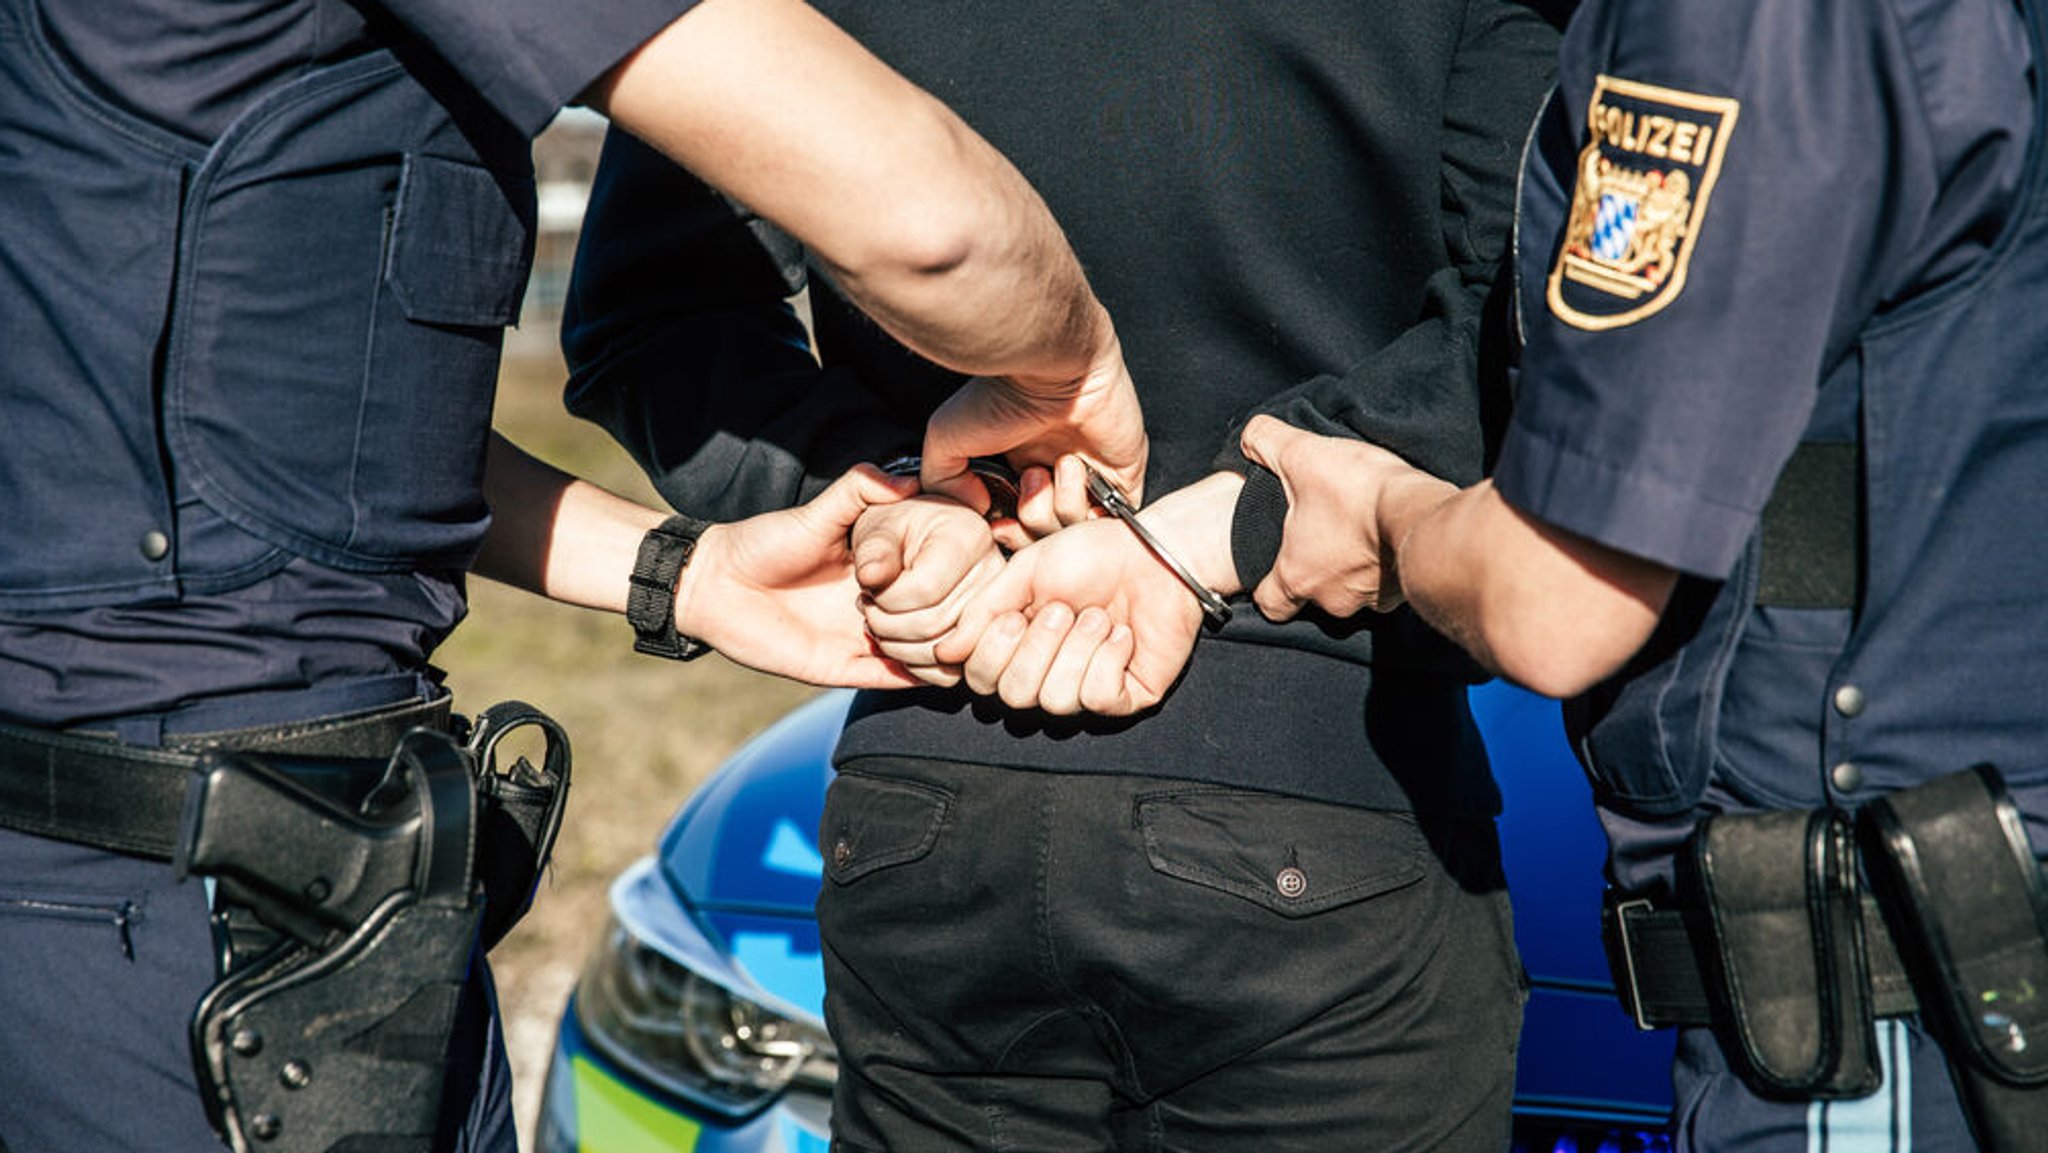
[{"xmin": 656, "ymin": 691, "xmax": 852, "ymax": 919}]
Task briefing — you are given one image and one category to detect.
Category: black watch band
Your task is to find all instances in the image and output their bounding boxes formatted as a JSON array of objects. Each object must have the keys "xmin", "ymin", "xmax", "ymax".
[{"xmin": 627, "ymin": 515, "xmax": 713, "ymax": 660}]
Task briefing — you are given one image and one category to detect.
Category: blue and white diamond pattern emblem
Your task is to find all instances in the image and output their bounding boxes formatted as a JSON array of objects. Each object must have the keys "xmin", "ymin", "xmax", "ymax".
[{"xmin": 1591, "ymin": 192, "xmax": 1638, "ymax": 262}]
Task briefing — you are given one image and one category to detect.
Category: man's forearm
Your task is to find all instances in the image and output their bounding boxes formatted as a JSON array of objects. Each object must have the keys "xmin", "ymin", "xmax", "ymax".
[
  {"xmin": 584, "ymin": 0, "xmax": 1112, "ymax": 386},
  {"xmin": 1393, "ymin": 480, "xmax": 1673, "ymax": 698},
  {"xmin": 479, "ymin": 437, "xmax": 924, "ymax": 689}
]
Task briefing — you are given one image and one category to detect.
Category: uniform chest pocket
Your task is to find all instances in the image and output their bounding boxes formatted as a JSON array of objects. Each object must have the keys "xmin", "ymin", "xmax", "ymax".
[{"xmin": 1135, "ymin": 788, "xmax": 1427, "ymax": 918}]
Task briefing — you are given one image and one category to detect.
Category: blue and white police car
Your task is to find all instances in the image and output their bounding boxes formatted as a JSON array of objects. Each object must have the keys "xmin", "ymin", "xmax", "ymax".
[{"xmin": 536, "ymin": 683, "xmax": 1675, "ymax": 1153}]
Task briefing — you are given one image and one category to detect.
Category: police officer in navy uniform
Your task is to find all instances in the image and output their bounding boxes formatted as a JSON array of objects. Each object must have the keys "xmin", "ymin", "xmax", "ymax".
[
  {"xmin": 1126, "ymin": 0, "xmax": 2048, "ymax": 1149},
  {"xmin": 0, "ymin": 1, "xmax": 1143, "ymax": 1150}
]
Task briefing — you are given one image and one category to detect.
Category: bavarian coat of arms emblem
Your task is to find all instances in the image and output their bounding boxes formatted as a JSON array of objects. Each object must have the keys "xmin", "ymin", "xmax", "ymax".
[{"xmin": 1549, "ymin": 74, "xmax": 1740, "ymax": 330}]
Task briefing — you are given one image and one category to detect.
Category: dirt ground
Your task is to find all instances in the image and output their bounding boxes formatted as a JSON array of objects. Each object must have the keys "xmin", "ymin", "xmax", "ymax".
[{"xmin": 436, "ymin": 345, "xmax": 819, "ymax": 1148}]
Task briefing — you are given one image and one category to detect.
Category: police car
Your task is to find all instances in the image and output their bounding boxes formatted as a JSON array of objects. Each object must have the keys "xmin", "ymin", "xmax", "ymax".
[{"xmin": 536, "ymin": 683, "xmax": 1676, "ymax": 1153}]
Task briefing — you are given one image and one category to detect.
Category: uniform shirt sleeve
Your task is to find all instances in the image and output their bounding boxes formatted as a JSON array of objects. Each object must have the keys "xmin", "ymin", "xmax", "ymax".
[
  {"xmin": 378, "ymin": 0, "xmax": 697, "ymax": 138},
  {"xmin": 1496, "ymin": 1, "xmax": 1942, "ymax": 578}
]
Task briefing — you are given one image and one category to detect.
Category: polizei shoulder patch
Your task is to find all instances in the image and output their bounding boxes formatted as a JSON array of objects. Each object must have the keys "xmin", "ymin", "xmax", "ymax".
[{"xmin": 1548, "ymin": 74, "xmax": 1740, "ymax": 330}]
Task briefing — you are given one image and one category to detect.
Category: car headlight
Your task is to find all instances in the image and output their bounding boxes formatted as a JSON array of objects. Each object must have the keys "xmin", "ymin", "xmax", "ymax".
[{"xmin": 574, "ymin": 914, "xmax": 838, "ymax": 1119}]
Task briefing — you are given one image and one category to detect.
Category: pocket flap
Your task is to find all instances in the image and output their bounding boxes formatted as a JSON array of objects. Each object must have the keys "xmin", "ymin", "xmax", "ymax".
[
  {"xmin": 1138, "ymin": 789, "xmax": 1427, "ymax": 917},
  {"xmin": 386, "ymin": 154, "xmax": 535, "ymax": 327},
  {"xmin": 822, "ymin": 772, "xmax": 952, "ymax": 884}
]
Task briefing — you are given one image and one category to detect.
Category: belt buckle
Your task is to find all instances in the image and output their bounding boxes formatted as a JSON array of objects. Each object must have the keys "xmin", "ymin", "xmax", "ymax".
[{"xmin": 1606, "ymin": 895, "xmax": 1658, "ymax": 1031}]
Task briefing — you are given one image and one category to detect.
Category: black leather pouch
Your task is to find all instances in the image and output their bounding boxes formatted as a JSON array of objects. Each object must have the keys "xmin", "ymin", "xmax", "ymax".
[
  {"xmin": 1693, "ymin": 807, "xmax": 1879, "ymax": 1098},
  {"xmin": 1862, "ymin": 765, "xmax": 2048, "ymax": 1150}
]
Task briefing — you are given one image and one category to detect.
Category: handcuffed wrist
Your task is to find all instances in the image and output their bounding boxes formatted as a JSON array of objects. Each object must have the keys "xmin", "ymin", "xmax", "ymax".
[
  {"xmin": 1084, "ymin": 467, "xmax": 1231, "ymax": 629},
  {"xmin": 878, "ymin": 454, "xmax": 1021, "ymax": 521}
]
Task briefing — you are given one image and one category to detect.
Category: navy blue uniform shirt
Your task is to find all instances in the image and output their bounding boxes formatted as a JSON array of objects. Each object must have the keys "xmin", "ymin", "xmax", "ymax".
[
  {"xmin": 1502, "ymin": 0, "xmax": 2029, "ymax": 579},
  {"xmin": 1499, "ymin": 0, "xmax": 2039, "ymax": 892},
  {"xmin": 41, "ymin": 0, "xmax": 680, "ymax": 141},
  {"xmin": 0, "ymin": 0, "xmax": 686, "ymax": 733}
]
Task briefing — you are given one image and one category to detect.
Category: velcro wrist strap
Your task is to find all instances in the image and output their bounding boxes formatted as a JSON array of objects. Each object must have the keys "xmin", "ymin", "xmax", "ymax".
[{"xmin": 628, "ymin": 515, "xmax": 712, "ymax": 661}]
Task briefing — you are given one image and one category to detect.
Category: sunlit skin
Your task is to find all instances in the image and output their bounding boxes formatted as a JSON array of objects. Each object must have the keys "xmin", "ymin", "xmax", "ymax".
[
  {"xmin": 857, "ymin": 427, "xmax": 1675, "ymax": 714},
  {"xmin": 853, "ymin": 471, "xmax": 1244, "ymax": 715},
  {"xmin": 474, "ymin": 0, "xmax": 1149, "ymax": 693}
]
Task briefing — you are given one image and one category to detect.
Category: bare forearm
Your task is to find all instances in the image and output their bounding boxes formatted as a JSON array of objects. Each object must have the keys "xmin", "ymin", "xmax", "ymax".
[
  {"xmin": 586, "ymin": 0, "xmax": 1111, "ymax": 385},
  {"xmin": 474, "ymin": 434, "xmax": 663, "ymax": 613},
  {"xmin": 1393, "ymin": 480, "xmax": 1672, "ymax": 698},
  {"xmin": 479, "ymin": 439, "xmax": 923, "ymax": 689}
]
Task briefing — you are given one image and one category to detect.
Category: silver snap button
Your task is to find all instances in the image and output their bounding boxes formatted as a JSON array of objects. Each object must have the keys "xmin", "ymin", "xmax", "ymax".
[
  {"xmin": 833, "ymin": 838, "xmax": 852, "ymax": 867},
  {"xmin": 140, "ymin": 530, "xmax": 170, "ymax": 561},
  {"xmin": 1275, "ymin": 866, "xmax": 1308, "ymax": 899},
  {"xmin": 1833, "ymin": 684, "xmax": 1866, "ymax": 718},
  {"xmin": 1830, "ymin": 761, "xmax": 1863, "ymax": 793}
]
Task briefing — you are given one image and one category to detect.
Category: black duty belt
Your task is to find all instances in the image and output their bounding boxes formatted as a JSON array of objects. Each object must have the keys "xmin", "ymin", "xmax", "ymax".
[
  {"xmin": 0, "ymin": 698, "xmax": 451, "ymax": 861},
  {"xmin": 1605, "ymin": 892, "xmax": 1919, "ymax": 1029},
  {"xmin": 1615, "ymin": 773, "xmax": 2048, "ymax": 1134}
]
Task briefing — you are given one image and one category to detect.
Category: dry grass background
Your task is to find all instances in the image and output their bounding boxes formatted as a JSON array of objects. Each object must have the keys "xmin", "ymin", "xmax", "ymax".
[{"xmin": 437, "ymin": 341, "xmax": 820, "ymax": 1148}]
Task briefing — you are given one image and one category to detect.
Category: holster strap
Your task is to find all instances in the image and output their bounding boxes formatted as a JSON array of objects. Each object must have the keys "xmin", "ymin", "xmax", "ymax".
[{"xmin": 0, "ymin": 698, "xmax": 449, "ymax": 860}]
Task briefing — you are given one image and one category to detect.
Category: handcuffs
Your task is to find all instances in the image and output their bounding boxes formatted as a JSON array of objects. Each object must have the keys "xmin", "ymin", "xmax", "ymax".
[
  {"xmin": 880, "ymin": 455, "xmax": 1022, "ymax": 521},
  {"xmin": 881, "ymin": 455, "xmax": 1232, "ymax": 629},
  {"xmin": 1082, "ymin": 466, "xmax": 1232, "ymax": 628}
]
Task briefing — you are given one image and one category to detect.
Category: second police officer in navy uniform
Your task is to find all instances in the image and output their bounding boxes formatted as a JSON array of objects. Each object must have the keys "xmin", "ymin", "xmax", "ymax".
[{"xmin": 1212, "ymin": 0, "xmax": 2048, "ymax": 1149}]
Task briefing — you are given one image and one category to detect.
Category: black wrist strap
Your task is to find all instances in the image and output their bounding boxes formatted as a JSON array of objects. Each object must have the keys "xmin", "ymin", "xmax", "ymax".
[{"xmin": 627, "ymin": 515, "xmax": 712, "ymax": 660}]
